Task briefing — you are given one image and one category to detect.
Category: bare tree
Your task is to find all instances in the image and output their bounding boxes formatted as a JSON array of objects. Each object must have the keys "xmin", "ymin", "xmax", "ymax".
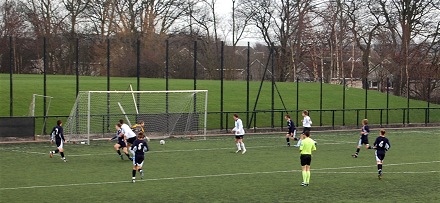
[
  {"xmin": 345, "ymin": 0, "xmax": 383, "ymax": 89},
  {"xmin": 379, "ymin": 0, "xmax": 440, "ymax": 96}
]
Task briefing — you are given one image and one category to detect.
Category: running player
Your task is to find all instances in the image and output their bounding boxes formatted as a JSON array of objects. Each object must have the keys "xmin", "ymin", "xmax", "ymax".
[
  {"xmin": 285, "ymin": 114, "xmax": 297, "ymax": 147},
  {"xmin": 296, "ymin": 110, "xmax": 312, "ymax": 147},
  {"xmin": 299, "ymin": 130, "xmax": 316, "ymax": 186},
  {"xmin": 352, "ymin": 119, "xmax": 373, "ymax": 158},
  {"xmin": 119, "ymin": 119, "xmax": 137, "ymax": 147},
  {"xmin": 49, "ymin": 120, "xmax": 67, "ymax": 162},
  {"xmin": 110, "ymin": 123, "xmax": 131, "ymax": 160},
  {"xmin": 130, "ymin": 132, "xmax": 149, "ymax": 183},
  {"xmin": 373, "ymin": 129, "xmax": 391, "ymax": 179},
  {"xmin": 232, "ymin": 114, "xmax": 246, "ymax": 154}
]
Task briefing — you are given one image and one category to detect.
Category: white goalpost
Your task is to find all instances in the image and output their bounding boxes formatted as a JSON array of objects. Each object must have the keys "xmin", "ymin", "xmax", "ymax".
[
  {"xmin": 65, "ymin": 90, "xmax": 208, "ymax": 144},
  {"xmin": 28, "ymin": 94, "xmax": 53, "ymax": 136}
]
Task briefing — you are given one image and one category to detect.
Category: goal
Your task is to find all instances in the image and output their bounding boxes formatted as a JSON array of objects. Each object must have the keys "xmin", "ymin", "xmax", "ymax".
[{"xmin": 64, "ymin": 90, "xmax": 208, "ymax": 144}]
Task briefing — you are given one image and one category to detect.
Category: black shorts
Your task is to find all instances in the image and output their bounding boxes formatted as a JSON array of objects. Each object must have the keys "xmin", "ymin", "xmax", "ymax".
[
  {"xmin": 288, "ymin": 130, "xmax": 297, "ymax": 137},
  {"xmin": 235, "ymin": 135, "xmax": 244, "ymax": 139},
  {"xmin": 117, "ymin": 141, "xmax": 127, "ymax": 148},
  {"xmin": 358, "ymin": 135, "xmax": 369, "ymax": 146},
  {"xmin": 127, "ymin": 137, "xmax": 136, "ymax": 144},
  {"xmin": 55, "ymin": 139, "xmax": 63, "ymax": 148},
  {"xmin": 375, "ymin": 151, "xmax": 386, "ymax": 162},
  {"xmin": 300, "ymin": 154, "xmax": 312, "ymax": 166},
  {"xmin": 302, "ymin": 127, "xmax": 311, "ymax": 135},
  {"xmin": 133, "ymin": 155, "xmax": 145, "ymax": 166}
]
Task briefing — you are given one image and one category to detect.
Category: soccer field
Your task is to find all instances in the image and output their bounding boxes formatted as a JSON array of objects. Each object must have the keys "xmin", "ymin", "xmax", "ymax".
[{"xmin": 1, "ymin": 128, "xmax": 439, "ymax": 202}]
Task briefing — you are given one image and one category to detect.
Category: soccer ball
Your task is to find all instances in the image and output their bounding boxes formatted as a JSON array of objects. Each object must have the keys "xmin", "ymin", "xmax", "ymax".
[{"xmin": 159, "ymin": 140, "xmax": 165, "ymax": 145}]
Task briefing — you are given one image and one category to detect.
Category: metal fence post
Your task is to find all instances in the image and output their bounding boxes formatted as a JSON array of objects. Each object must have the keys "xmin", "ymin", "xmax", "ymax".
[
  {"xmin": 9, "ymin": 36, "xmax": 13, "ymax": 117},
  {"xmin": 342, "ymin": 78, "xmax": 346, "ymax": 126},
  {"xmin": 320, "ymin": 78, "xmax": 323, "ymax": 126},
  {"xmin": 220, "ymin": 41, "xmax": 224, "ymax": 130},
  {"xmin": 246, "ymin": 42, "xmax": 250, "ymax": 129}
]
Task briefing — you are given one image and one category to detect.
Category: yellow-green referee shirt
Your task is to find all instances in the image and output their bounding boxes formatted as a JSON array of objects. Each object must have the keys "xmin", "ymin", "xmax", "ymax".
[{"xmin": 300, "ymin": 138, "xmax": 316, "ymax": 154}]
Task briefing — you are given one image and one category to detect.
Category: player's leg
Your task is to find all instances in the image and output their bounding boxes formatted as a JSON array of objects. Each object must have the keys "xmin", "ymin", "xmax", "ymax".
[
  {"xmin": 300, "ymin": 155, "xmax": 307, "ymax": 186},
  {"xmin": 286, "ymin": 133, "xmax": 291, "ymax": 146},
  {"xmin": 122, "ymin": 147, "xmax": 131, "ymax": 160},
  {"xmin": 239, "ymin": 137, "xmax": 246, "ymax": 154},
  {"xmin": 292, "ymin": 130, "xmax": 298, "ymax": 141},
  {"xmin": 296, "ymin": 128, "xmax": 308, "ymax": 147},
  {"xmin": 235, "ymin": 137, "xmax": 242, "ymax": 153},
  {"xmin": 305, "ymin": 157, "xmax": 311, "ymax": 185},
  {"xmin": 365, "ymin": 144, "xmax": 373, "ymax": 149},
  {"xmin": 132, "ymin": 164, "xmax": 138, "ymax": 183},
  {"xmin": 352, "ymin": 139, "xmax": 362, "ymax": 158},
  {"xmin": 137, "ymin": 158, "xmax": 145, "ymax": 179},
  {"xmin": 295, "ymin": 133, "xmax": 304, "ymax": 147},
  {"xmin": 114, "ymin": 143, "xmax": 123, "ymax": 159},
  {"xmin": 364, "ymin": 138, "xmax": 373, "ymax": 149},
  {"xmin": 50, "ymin": 140, "xmax": 61, "ymax": 157},
  {"xmin": 58, "ymin": 144, "xmax": 66, "ymax": 162},
  {"xmin": 376, "ymin": 152, "xmax": 385, "ymax": 179}
]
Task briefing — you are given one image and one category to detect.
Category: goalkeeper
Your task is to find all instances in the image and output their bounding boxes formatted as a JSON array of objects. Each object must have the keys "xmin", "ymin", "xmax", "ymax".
[
  {"xmin": 131, "ymin": 120, "xmax": 145, "ymax": 133},
  {"xmin": 132, "ymin": 120, "xmax": 150, "ymax": 142}
]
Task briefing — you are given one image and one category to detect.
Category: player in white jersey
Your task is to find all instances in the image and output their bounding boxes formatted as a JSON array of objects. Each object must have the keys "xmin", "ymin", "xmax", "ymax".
[
  {"xmin": 295, "ymin": 110, "xmax": 313, "ymax": 147},
  {"xmin": 119, "ymin": 119, "xmax": 137, "ymax": 147},
  {"xmin": 231, "ymin": 114, "xmax": 246, "ymax": 154}
]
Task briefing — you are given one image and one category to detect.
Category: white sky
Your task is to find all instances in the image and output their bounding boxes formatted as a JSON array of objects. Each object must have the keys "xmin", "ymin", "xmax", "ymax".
[{"xmin": 215, "ymin": 0, "xmax": 262, "ymax": 46}]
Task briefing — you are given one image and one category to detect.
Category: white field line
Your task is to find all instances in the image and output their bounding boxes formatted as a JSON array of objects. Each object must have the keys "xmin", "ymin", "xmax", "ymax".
[
  {"xmin": 0, "ymin": 160, "xmax": 438, "ymax": 191},
  {"xmin": 1, "ymin": 141, "xmax": 357, "ymax": 157}
]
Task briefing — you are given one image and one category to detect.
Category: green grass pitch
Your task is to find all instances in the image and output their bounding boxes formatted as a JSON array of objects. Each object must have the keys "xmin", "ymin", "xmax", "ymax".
[
  {"xmin": 1, "ymin": 128, "xmax": 439, "ymax": 202},
  {"xmin": 1, "ymin": 74, "xmax": 439, "ymax": 132}
]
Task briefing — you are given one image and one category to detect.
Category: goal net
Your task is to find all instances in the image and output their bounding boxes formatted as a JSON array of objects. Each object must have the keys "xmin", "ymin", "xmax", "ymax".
[{"xmin": 64, "ymin": 90, "xmax": 208, "ymax": 144}]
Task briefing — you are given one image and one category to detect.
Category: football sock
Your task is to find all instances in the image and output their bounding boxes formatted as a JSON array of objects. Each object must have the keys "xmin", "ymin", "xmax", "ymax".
[
  {"xmin": 116, "ymin": 150, "xmax": 121, "ymax": 155},
  {"xmin": 54, "ymin": 149, "xmax": 59, "ymax": 153},
  {"xmin": 60, "ymin": 152, "xmax": 64, "ymax": 158},
  {"xmin": 236, "ymin": 143, "xmax": 241, "ymax": 150},
  {"xmin": 240, "ymin": 142, "xmax": 246, "ymax": 151},
  {"xmin": 378, "ymin": 164, "xmax": 382, "ymax": 171},
  {"xmin": 286, "ymin": 138, "xmax": 290, "ymax": 143},
  {"xmin": 132, "ymin": 170, "xmax": 136, "ymax": 178},
  {"xmin": 138, "ymin": 169, "xmax": 143, "ymax": 173},
  {"xmin": 125, "ymin": 153, "xmax": 131, "ymax": 158},
  {"xmin": 302, "ymin": 171, "xmax": 307, "ymax": 183},
  {"xmin": 306, "ymin": 171, "xmax": 311, "ymax": 183},
  {"xmin": 297, "ymin": 139, "xmax": 302, "ymax": 146},
  {"xmin": 355, "ymin": 148, "xmax": 360, "ymax": 154}
]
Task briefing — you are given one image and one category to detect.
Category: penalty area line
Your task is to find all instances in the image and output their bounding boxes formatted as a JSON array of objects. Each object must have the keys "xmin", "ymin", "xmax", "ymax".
[{"xmin": 1, "ymin": 160, "xmax": 438, "ymax": 191}]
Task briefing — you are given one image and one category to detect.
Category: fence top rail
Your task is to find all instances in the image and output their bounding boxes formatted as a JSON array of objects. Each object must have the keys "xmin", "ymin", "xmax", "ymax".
[
  {"xmin": 79, "ymin": 90, "xmax": 208, "ymax": 94},
  {"xmin": 207, "ymin": 107, "xmax": 440, "ymax": 114}
]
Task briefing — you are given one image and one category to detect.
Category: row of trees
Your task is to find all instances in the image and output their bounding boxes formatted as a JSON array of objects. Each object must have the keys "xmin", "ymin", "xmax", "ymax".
[{"xmin": 0, "ymin": 0, "xmax": 439, "ymax": 101}]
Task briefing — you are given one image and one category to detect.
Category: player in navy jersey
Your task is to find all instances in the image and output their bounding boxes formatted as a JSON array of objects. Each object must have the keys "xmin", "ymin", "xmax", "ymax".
[
  {"xmin": 49, "ymin": 120, "xmax": 67, "ymax": 162},
  {"xmin": 373, "ymin": 129, "xmax": 390, "ymax": 179},
  {"xmin": 110, "ymin": 123, "xmax": 131, "ymax": 160},
  {"xmin": 284, "ymin": 114, "xmax": 297, "ymax": 147},
  {"xmin": 352, "ymin": 119, "xmax": 373, "ymax": 158},
  {"xmin": 130, "ymin": 132, "xmax": 149, "ymax": 183}
]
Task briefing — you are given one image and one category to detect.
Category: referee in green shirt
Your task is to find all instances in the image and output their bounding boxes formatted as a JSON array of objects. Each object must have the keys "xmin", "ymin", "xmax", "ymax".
[{"xmin": 299, "ymin": 131, "xmax": 316, "ymax": 186}]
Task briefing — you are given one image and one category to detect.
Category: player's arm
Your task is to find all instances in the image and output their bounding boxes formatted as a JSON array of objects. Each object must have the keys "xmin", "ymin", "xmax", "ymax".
[
  {"xmin": 60, "ymin": 129, "xmax": 66, "ymax": 143},
  {"xmin": 50, "ymin": 129, "xmax": 55, "ymax": 143},
  {"xmin": 308, "ymin": 117, "xmax": 312, "ymax": 124},
  {"xmin": 144, "ymin": 142, "xmax": 149, "ymax": 152},
  {"xmin": 385, "ymin": 139, "xmax": 391, "ymax": 151},
  {"xmin": 130, "ymin": 145, "xmax": 136, "ymax": 155},
  {"xmin": 373, "ymin": 138, "xmax": 379, "ymax": 149}
]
